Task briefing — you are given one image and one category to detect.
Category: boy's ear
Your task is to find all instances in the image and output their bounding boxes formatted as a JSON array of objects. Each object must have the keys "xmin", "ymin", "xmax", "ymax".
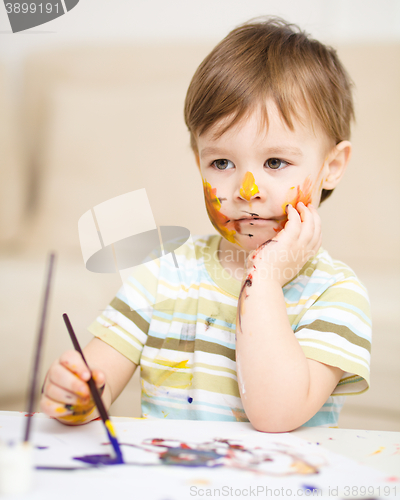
[{"xmin": 323, "ymin": 141, "xmax": 352, "ymax": 190}]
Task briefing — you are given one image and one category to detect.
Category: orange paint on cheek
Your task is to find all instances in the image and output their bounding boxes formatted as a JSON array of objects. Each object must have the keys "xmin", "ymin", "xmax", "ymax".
[
  {"xmin": 202, "ymin": 179, "xmax": 237, "ymax": 244},
  {"xmin": 282, "ymin": 176, "xmax": 313, "ymax": 214},
  {"xmin": 240, "ymin": 172, "xmax": 259, "ymax": 201}
]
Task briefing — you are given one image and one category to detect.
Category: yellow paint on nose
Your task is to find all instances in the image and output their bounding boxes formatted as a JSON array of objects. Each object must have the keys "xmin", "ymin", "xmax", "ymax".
[{"xmin": 240, "ymin": 172, "xmax": 259, "ymax": 201}]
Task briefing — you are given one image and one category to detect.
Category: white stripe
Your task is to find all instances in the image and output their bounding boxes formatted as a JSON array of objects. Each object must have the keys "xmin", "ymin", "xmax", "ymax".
[
  {"xmin": 298, "ymin": 340, "xmax": 370, "ymax": 370},
  {"xmin": 297, "ymin": 328, "xmax": 371, "ymax": 361},
  {"xmin": 97, "ymin": 316, "xmax": 144, "ymax": 351}
]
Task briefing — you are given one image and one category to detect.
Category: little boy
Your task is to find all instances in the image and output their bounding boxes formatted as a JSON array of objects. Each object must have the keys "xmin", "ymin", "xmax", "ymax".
[{"xmin": 41, "ymin": 18, "xmax": 371, "ymax": 432}]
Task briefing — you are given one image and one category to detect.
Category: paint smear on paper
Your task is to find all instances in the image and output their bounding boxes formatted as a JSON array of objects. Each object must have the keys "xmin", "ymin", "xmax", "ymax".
[
  {"xmin": 160, "ymin": 447, "xmax": 225, "ymax": 467},
  {"xmin": 302, "ymin": 484, "xmax": 319, "ymax": 493},
  {"xmin": 49, "ymin": 437, "xmax": 326, "ymax": 475},
  {"xmin": 369, "ymin": 447, "xmax": 385, "ymax": 456},
  {"xmin": 73, "ymin": 454, "xmax": 121, "ymax": 465},
  {"xmin": 139, "ymin": 437, "xmax": 324, "ymax": 475}
]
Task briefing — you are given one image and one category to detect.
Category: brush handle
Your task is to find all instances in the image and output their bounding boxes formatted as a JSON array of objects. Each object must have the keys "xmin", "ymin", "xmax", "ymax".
[
  {"xmin": 24, "ymin": 253, "xmax": 55, "ymax": 443},
  {"xmin": 62, "ymin": 313, "xmax": 109, "ymax": 423},
  {"xmin": 62, "ymin": 314, "xmax": 123, "ymax": 463}
]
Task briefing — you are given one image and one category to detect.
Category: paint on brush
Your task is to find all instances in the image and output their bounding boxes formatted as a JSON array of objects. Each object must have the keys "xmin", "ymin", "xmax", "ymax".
[
  {"xmin": 73, "ymin": 421, "xmax": 124, "ymax": 465},
  {"xmin": 105, "ymin": 420, "xmax": 123, "ymax": 463}
]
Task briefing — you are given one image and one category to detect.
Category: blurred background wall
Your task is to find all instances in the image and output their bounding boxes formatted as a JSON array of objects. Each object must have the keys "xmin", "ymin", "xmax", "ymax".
[{"xmin": 0, "ymin": 0, "xmax": 399, "ymax": 431}]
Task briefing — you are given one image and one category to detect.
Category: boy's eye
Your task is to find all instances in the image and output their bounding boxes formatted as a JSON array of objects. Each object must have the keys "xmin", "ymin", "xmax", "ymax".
[
  {"xmin": 212, "ymin": 159, "xmax": 234, "ymax": 170},
  {"xmin": 265, "ymin": 158, "xmax": 288, "ymax": 170}
]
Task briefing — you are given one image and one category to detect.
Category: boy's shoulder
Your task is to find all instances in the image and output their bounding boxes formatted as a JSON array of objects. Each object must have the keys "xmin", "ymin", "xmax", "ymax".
[
  {"xmin": 286, "ymin": 247, "xmax": 369, "ymax": 299},
  {"xmin": 173, "ymin": 233, "xmax": 218, "ymax": 260},
  {"xmin": 310, "ymin": 247, "xmax": 364, "ymax": 281}
]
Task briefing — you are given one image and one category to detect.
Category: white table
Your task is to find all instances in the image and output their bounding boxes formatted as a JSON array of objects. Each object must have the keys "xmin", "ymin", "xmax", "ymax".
[{"xmin": 0, "ymin": 411, "xmax": 399, "ymax": 499}]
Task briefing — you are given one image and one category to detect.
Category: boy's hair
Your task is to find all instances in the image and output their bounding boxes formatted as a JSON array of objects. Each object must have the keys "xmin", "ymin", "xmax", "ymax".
[{"xmin": 184, "ymin": 17, "xmax": 355, "ymax": 202}]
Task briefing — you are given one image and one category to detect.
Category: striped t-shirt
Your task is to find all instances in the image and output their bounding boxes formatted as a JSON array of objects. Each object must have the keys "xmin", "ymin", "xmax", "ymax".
[{"xmin": 88, "ymin": 234, "xmax": 371, "ymax": 427}]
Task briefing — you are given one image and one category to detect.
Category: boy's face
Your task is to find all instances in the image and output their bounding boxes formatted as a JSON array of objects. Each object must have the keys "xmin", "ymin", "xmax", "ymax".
[{"xmin": 196, "ymin": 101, "xmax": 333, "ymax": 254}]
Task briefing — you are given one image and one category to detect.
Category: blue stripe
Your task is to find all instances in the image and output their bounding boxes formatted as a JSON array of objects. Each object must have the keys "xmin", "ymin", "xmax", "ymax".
[
  {"xmin": 307, "ymin": 301, "xmax": 371, "ymax": 324},
  {"xmin": 142, "ymin": 400, "xmax": 245, "ymax": 422}
]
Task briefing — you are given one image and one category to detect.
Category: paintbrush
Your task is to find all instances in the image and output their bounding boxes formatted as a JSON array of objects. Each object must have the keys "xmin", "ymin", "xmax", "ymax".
[
  {"xmin": 62, "ymin": 313, "xmax": 124, "ymax": 464},
  {"xmin": 1, "ymin": 253, "xmax": 56, "ymax": 496},
  {"xmin": 24, "ymin": 253, "xmax": 56, "ymax": 443}
]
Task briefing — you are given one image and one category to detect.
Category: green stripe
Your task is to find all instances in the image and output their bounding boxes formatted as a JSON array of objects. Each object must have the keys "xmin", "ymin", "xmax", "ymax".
[
  {"xmin": 299, "ymin": 336, "xmax": 369, "ymax": 364},
  {"xmin": 110, "ymin": 297, "xmax": 150, "ymax": 334},
  {"xmin": 88, "ymin": 321, "xmax": 142, "ymax": 365},
  {"xmin": 146, "ymin": 335, "xmax": 236, "ymax": 361},
  {"xmin": 296, "ymin": 319, "xmax": 371, "ymax": 352},
  {"xmin": 337, "ymin": 375, "xmax": 364, "ymax": 386},
  {"xmin": 191, "ymin": 371, "xmax": 240, "ymax": 397}
]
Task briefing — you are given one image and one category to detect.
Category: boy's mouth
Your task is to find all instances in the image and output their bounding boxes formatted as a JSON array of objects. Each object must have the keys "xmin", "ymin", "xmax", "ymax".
[
  {"xmin": 237, "ymin": 211, "xmax": 287, "ymax": 222},
  {"xmin": 235, "ymin": 218, "xmax": 279, "ymax": 226},
  {"xmin": 234, "ymin": 215, "xmax": 287, "ymax": 223}
]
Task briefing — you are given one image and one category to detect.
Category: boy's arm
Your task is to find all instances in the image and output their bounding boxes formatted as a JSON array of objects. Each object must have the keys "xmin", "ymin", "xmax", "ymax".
[
  {"xmin": 40, "ymin": 337, "xmax": 137, "ymax": 425},
  {"xmin": 236, "ymin": 203, "xmax": 343, "ymax": 432}
]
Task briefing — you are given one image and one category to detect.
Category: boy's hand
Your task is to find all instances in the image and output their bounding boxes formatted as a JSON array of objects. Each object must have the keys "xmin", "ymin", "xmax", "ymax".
[
  {"xmin": 246, "ymin": 202, "xmax": 322, "ymax": 287},
  {"xmin": 40, "ymin": 350, "xmax": 105, "ymax": 425}
]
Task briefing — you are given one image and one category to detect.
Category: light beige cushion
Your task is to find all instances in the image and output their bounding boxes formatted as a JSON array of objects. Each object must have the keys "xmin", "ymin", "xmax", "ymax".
[
  {"xmin": 0, "ymin": 61, "xmax": 27, "ymax": 245},
  {"xmin": 319, "ymin": 44, "xmax": 400, "ymax": 271},
  {"xmin": 28, "ymin": 80, "xmax": 214, "ymax": 254}
]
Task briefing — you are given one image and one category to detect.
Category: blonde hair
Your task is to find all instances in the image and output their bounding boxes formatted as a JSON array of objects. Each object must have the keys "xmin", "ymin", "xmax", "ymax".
[{"xmin": 184, "ymin": 17, "xmax": 355, "ymax": 202}]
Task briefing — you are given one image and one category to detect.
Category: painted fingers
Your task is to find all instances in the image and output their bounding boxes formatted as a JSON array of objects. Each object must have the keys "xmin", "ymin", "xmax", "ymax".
[
  {"xmin": 40, "ymin": 350, "xmax": 105, "ymax": 425},
  {"xmin": 248, "ymin": 202, "xmax": 322, "ymax": 287},
  {"xmin": 288, "ymin": 202, "xmax": 322, "ymax": 257}
]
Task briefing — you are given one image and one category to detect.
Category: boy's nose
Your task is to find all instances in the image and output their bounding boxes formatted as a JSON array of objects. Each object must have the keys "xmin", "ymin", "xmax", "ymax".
[{"xmin": 238, "ymin": 172, "xmax": 260, "ymax": 201}]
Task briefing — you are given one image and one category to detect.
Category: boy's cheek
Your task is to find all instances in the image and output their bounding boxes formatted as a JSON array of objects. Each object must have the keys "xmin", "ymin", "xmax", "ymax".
[{"xmin": 281, "ymin": 172, "xmax": 325, "ymax": 212}]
